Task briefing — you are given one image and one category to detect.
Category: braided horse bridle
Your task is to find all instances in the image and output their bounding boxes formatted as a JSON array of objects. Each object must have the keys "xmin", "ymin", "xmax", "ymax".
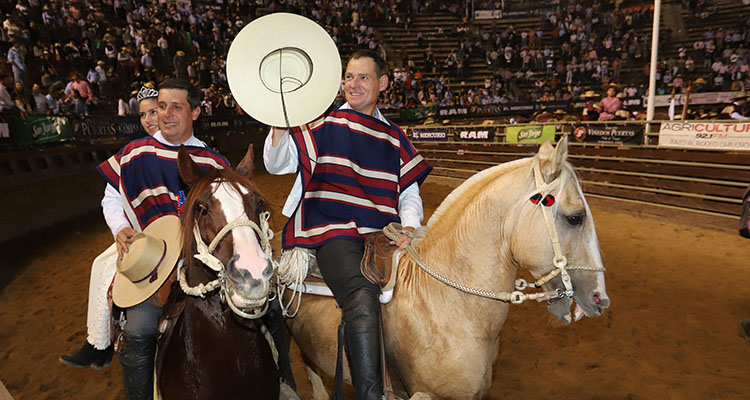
[
  {"xmin": 178, "ymin": 179, "xmax": 277, "ymax": 319},
  {"xmin": 383, "ymin": 156, "xmax": 606, "ymax": 305}
]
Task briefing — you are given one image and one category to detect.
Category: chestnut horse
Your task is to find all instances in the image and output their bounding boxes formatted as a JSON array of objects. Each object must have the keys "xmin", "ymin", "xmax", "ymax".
[
  {"xmin": 155, "ymin": 146, "xmax": 279, "ymax": 400},
  {"xmin": 286, "ymin": 137, "xmax": 610, "ymax": 399}
]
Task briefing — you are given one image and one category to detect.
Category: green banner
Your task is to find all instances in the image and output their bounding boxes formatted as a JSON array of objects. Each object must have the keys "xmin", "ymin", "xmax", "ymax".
[
  {"xmin": 14, "ymin": 116, "xmax": 74, "ymax": 145},
  {"xmin": 399, "ymin": 106, "xmax": 438, "ymax": 121},
  {"xmin": 505, "ymin": 124, "xmax": 556, "ymax": 143}
]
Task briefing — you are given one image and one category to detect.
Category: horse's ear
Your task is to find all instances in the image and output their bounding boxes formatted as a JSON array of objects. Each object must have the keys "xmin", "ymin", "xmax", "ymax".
[
  {"xmin": 537, "ymin": 135, "xmax": 569, "ymax": 183},
  {"xmin": 178, "ymin": 145, "xmax": 204, "ymax": 185},
  {"xmin": 235, "ymin": 143, "xmax": 254, "ymax": 179}
]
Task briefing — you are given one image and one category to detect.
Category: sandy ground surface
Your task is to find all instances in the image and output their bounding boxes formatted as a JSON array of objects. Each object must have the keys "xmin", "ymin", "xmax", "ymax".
[{"xmin": 1, "ymin": 171, "xmax": 749, "ymax": 400}]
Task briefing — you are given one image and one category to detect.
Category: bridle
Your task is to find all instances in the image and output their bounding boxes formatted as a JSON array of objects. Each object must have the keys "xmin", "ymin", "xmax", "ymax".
[
  {"xmin": 525, "ymin": 158, "xmax": 607, "ymax": 304},
  {"xmin": 385, "ymin": 157, "xmax": 605, "ymax": 304},
  {"xmin": 178, "ymin": 204, "xmax": 277, "ymax": 319}
]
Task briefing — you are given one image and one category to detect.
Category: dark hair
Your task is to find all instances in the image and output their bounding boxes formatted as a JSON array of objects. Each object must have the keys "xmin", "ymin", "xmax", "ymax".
[
  {"xmin": 158, "ymin": 78, "xmax": 201, "ymax": 109},
  {"xmin": 349, "ymin": 50, "xmax": 387, "ymax": 77}
]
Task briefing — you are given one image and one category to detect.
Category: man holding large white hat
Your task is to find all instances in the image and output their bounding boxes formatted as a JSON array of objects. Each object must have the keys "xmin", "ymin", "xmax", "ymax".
[{"xmin": 228, "ymin": 13, "xmax": 432, "ymax": 399}]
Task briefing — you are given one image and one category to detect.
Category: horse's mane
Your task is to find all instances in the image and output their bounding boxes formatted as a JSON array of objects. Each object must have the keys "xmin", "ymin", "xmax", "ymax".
[
  {"xmin": 179, "ymin": 167, "xmax": 268, "ymax": 264},
  {"xmin": 426, "ymin": 157, "xmax": 533, "ymax": 230}
]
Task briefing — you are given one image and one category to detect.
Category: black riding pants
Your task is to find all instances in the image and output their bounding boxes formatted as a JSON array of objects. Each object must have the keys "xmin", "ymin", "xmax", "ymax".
[{"xmin": 315, "ymin": 238, "xmax": 379, "ymax": 306}]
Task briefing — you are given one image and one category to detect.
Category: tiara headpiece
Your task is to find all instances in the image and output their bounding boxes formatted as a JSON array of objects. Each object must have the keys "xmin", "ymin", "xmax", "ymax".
[{"xmin": 137, "ymin": 86, "xmax": 159, "ymax": 102}]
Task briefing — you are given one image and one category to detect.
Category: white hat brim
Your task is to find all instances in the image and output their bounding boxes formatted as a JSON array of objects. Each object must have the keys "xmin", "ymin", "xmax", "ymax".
[
  {"xmin": 227, "ymin": 13, "xmax": 341, "ymax": 127},
  {"xmin": 113, "ymin": 216, "xmax": 182, "ymax": 308}
]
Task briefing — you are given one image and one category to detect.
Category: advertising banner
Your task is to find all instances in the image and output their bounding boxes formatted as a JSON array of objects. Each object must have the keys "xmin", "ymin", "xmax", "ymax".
[
  {"xmin": 454, "ymin": 127, "xmax": 495, "ymax": 141},
  {"xmin": 474, "ymin": 10, "xmax": 503, "ymax": 19},
  {"xmin": 15, "ymin": 116, "xmax": 74, "ymax": 145},
  {"xmin": 410, "ymin": 128, "xmax": 449, "ymax": 141},
  {"xmin": 74, "ymin": 117, "xmax": 117, "ymax": 138},
  {"xmin": 438, "ymin": 106, "xmax": 469, "ymax": 117},
  {"xmin": 505, "ymin": 125, "xmax": 556, "ymax": 144},
  {"xmin": 658, "ymin": 121, "xmax": 750, "ymax": 150},
  {"xmin": 198, "ymin": 115, "xmax": 263, "ymax": 133},
  {"xmin": 114, "ymin": 117, "xmax": 148, "ymax": 140},
  {"xmin": 645, "ymin": 91, "xmax": 735, "ymax": 107},
  {"xmin": 572, "ymin": 124, "xmax": 644, "ymax": 145}
]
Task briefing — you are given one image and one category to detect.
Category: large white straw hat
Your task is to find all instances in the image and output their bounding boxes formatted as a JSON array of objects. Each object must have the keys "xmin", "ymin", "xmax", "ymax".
[
  {"xmin": 112, "ymin": 216, "xmax": 181, "ymax": 308},
  {"xmin": 226, "ymin": 13, "xmax": 342, "ymax": 127}
]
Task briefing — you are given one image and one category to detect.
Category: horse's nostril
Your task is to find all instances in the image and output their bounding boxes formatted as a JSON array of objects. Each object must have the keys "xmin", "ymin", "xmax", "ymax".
[
  {"xmin": 593, "ymin": 293, "xmax": 611, "ymax": 309},
  {"xmin": 262, "ymin": 262, "xmax": 273, "ymax": 280}
]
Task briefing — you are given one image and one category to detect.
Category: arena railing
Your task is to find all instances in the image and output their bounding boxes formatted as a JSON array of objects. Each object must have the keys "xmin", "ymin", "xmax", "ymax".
[{"xmin": 406, "ymin": 120, "xmax": 750, "ymax": 220}]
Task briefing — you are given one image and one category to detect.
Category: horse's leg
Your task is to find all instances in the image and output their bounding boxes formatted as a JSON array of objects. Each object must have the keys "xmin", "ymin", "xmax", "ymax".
[{"xmin": 305, "ymin": 365, "xmax": 330, "ymax": 400}]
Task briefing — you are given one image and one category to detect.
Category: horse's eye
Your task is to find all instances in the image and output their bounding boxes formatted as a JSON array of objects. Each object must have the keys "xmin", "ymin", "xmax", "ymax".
[
  {"xmin": 566, "ymin": 214, "xmax": 584, "ymax": 226},
  {"xmin": 194, "ymin": 202, "xmax": 208, "ymax": 216}
]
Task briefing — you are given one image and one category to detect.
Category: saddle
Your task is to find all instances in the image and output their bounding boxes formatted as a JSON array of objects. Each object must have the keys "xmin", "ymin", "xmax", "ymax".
[{"xmin": 360, "ymin": 231, "xmax": 400, "ymax": 293}]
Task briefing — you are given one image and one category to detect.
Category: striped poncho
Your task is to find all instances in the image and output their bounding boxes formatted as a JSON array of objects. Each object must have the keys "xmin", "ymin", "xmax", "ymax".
[
  {"xmin": 282, "ymin": 109, "xmax": 432, "ymax": 249},
  {"xmin": 97, "ymin": 136, "xmax": 230, "ymax": 230}
]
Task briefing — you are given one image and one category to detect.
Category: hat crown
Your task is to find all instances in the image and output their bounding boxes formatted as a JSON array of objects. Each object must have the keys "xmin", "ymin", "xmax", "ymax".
[
  {"xmin": 118, "ymin": 233, "xmax": 167, "ymax": 283},
  {"xmin": 260, "ymin": 48, "xmax": 313, "ymax": 94}
]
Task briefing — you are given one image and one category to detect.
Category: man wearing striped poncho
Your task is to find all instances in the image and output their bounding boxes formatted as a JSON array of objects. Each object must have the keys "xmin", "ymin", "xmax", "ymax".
[{"xmin": 264, "ymin": 50, "xmax": 432, "ymax": 400}]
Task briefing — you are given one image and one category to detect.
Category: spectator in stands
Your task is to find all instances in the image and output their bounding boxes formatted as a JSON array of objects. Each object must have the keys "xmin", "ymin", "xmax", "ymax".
[
  {"xmin": 599, "ymin": 85, "xmax": 622, "ymax": 121},
  {"xmin": 67, "ymin": 72, "xmax": 93, "ymax": 101},
  {"xmin": 7, "ymin": 39, "xmax": 27, "ymax": 94},
  {"xmin": 13, "ymin": 81, "xmax": 32, "ymax": 119},
  {"xmin": 125, "ymin": 88, "xmax": 140, "ymax": 116},
  {"xmin": 31, "ymin": 83, "xmax": 49, "ymax": 115},
  {"xmin": 117, "ymin": 93, "xmax": 130, "ymax": 117},
  {"xmin": 0, "ymin": 75, "xmax": 13, "ymax": 113},
  {"xmin": 581, "ymin": 90, "xmax": 601, "ymax": 121},
  {"xmin": 66, "ymin": 89, "xmax": 89, "ymax": 117},
  {"xmin": 720, "ymin": 92, "xmax": 748, "ymax": 120},
  {"xmin": 46, "ymin": 84, "xmax": 64, "ymax": 115}
]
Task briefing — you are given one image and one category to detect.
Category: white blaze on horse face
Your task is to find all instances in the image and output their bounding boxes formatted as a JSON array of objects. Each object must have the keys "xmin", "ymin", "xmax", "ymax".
[{"xmin": 211, "ymin": 182, "xmax": 269, "ymax": 280}]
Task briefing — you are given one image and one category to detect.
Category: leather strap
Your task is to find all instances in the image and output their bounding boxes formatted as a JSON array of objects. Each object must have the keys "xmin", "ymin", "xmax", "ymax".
[{"xmin": 380, "ymin": 304, "xmax": 395, "ymax": 400}]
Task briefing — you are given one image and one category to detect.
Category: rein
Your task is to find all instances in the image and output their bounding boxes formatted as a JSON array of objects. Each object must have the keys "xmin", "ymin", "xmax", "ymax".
[
  {"xmin": 386, "ymin": 158, "xmax": 605, "ymax": 305},
  {"xmin": 178, "ymin": 210, "xmax": 277, "ymax": 319}
]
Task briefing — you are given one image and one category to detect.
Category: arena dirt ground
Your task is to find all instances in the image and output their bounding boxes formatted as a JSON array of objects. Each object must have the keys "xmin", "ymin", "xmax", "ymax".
[{"xmin": 1, "ymin": 170, "xmax": 749, "ymax": 400}]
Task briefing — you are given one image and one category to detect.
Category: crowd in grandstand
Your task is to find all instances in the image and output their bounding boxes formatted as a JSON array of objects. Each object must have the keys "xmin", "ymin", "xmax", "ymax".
[{"xmin": 0, "ymin": 0, "xmax": 748, "ymax": 124}]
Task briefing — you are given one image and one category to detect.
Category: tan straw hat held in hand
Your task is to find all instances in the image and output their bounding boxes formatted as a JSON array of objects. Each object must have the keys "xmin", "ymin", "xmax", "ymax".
[
  {"xmin": 112, "ymin": 216, "xmax": 182, "ymax": 308},
  {"xmin": 226, "ymin": 12, "xmax": 342, "ymax": 127}
]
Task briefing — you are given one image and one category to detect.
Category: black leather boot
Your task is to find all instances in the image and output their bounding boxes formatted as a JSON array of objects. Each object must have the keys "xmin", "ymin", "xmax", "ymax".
[
  {"xmin": 342, "ymin": 287, "xmax": 383, "ymax": 400},
  {"xmin": 118, "ymin": 333, "xmax": 158, "ymax": 400},
  {"xmin": 262, "ymin": 298, "xmax": 297, "ymax": 391},
  {"xmin": 59, "ymin": 340, "xmax": 114, "ymax": 370}
]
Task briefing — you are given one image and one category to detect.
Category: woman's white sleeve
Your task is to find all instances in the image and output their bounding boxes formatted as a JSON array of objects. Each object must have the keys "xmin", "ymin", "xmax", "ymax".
[{"xmin": 101, "ymin": 184, "xmax": 130, "ymax": 239}]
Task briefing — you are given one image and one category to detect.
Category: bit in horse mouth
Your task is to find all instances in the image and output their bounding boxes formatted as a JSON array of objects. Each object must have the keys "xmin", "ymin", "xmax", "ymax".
[{"xmin": 228, "ymin": 289, "xmax": 268, "ymax": 309}]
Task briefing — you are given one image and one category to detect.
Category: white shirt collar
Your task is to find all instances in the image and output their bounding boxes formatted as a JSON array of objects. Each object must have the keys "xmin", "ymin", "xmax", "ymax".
[
  {"xmin": 152, "ymin": 131, "xmax": 207, "ymax": 147},
  {"xmin": 339, "ymin": 102, "xmax": 390, "ymax": 126}
]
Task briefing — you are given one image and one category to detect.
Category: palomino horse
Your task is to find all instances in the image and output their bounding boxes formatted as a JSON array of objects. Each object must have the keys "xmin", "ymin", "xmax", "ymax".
[
  {"xmin": 286, "ymin": 136, "xmax": 610, "ymax": 399},
  {"xmin": 155, "ymin": 146, "xmax": 279, "ymax": 399}
]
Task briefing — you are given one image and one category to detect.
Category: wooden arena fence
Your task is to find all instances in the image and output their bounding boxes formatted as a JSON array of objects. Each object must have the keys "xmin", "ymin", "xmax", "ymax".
[{"xmin": 408, "ymin": 121, "xmax": 750, "ymax": 220}]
